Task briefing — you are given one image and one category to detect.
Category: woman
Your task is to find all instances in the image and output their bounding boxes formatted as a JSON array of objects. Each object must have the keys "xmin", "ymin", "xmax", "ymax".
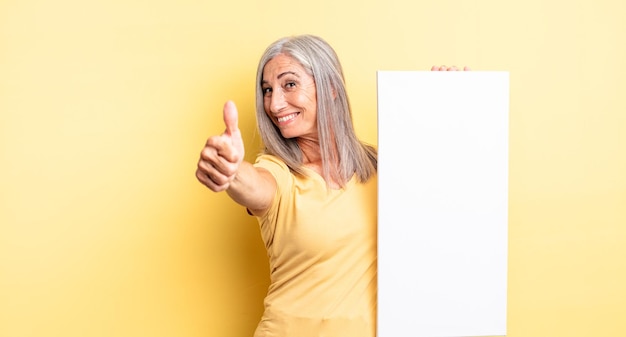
[
  {"xmin": 197, "ymin": 34, "xmax": 377, "ymax": 336},
  {"xmin": 196, "ymin": 34, "xmax": 465, "ymax": 336}
]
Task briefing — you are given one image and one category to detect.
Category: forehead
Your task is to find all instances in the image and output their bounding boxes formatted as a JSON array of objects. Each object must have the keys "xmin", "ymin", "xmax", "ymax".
[{"xmin": 262, "ymin": 54, "xmax": 308, "ymax": 79}]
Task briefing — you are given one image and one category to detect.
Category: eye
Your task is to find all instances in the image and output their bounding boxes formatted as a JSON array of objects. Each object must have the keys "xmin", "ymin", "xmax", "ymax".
[
  {"xmin": 285, "ymin": 82, "xmax": 296, "ymax": 89},
  {"xmin": 262, "ymin": 87, "xmax": 272, "ymax": 96}
]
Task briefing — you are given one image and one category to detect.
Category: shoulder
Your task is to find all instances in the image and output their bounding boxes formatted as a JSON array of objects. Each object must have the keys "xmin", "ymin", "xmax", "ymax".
[
  {"xmin": 253, "ymin": 154, "xmax": 293, "ymax": 187},
  {"xmin": 254, "ymin": 153, "xmax": 288, "ymax": 169},
  {"xmin": 253, "ymin": 154, "xmax": 290, "ymax": 176}
]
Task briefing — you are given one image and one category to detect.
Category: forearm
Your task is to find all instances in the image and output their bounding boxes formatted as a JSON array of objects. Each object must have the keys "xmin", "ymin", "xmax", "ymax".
[{"xmin": 226, "ymin": 161, "xmax": 276, "ymax": 215}]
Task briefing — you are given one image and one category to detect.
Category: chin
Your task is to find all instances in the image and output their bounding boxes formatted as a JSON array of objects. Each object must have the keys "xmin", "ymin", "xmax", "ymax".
[{"xmin": 280, "ymin": 132, "xmax": 298, "ymax": 139}]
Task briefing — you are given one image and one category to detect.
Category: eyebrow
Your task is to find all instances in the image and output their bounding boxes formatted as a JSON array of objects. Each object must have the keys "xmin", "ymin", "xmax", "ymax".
[
  {"xmin": 262, "ymin": 71, "xmax": 299, "ymax": 84},
  {"xmin": 278, "ymin": 71, "xmax": 298, "ymax": 79}
]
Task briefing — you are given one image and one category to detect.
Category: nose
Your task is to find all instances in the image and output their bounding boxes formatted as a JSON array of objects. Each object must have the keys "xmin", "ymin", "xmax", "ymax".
[{"xmin": 269, "ymin": 89, "xmax": 287, "ymax": 113}]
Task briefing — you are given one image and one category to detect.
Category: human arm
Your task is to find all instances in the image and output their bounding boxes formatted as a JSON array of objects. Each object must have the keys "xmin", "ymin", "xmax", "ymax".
[{"xmin": 195, "ymin": 101, "xmax": 276, "ymax": 215}]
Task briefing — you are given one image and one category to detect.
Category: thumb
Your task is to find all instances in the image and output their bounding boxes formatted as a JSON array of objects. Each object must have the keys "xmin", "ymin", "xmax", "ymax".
[
  {"xmin": 223, "ymin": 100, "xmax": 239, "ymax": 135},
  {"xmin": 221, "ymin": 100, "xmax": 245, "ymax": 161}
]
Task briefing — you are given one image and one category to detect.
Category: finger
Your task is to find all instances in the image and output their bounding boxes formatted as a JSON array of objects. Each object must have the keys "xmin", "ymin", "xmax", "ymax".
[
  {"xmin": 198, "ymin": 160, "xmax": 232, "ymax": 186},
  {"xmin": 222, "ymin": 101, "xmax": 245, "ymax": 160},
  {"xmin": 196, "ymin": 157, "xmax": 235, "ymax": 189},
  {"xmin": 199, "ymin": 157, "xmax": 238, "ymax": 183},
  {"xmin": 464, "ymin": 66, "xmax": 471, "ymax": 71},
  {"xmin": 431, "ymin": 65, "xmax": 438, "ymax": 71},
  {"xmin": 223, "ymin": 100, "xmax": 239, "ymax": 136},
  {"xmin": 449, "ymin": 66, "xmax": 459, "ymax": 71},
  {"xmin": 201, "ymin": 138, "xmax": 239, "ymax": 174},
  {"xmin": 196, "ymin": 167, "xmax": 229, "ymax": 192},
  {"xmin": 207, "ymin": 135, "xmax": 241, "ymax": 164}
]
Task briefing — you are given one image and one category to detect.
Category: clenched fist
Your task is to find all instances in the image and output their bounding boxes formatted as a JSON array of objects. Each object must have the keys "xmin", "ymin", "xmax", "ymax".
[{"xmin": 196, "ymin": 101, "xmax": 245, "ymax": 192}]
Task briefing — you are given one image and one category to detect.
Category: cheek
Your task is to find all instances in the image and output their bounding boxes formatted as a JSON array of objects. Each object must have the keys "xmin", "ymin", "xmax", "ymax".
[
  {"xmin": 301, "ymin": 88, "xmax": 317, "ymax": 107},
  {"xmin": 304, "ymin": 96, "xmax": 318, "ymax": 115},
  {"xmin": 263, "ymin": 105, "xmax": 276, "ymax": 124}
]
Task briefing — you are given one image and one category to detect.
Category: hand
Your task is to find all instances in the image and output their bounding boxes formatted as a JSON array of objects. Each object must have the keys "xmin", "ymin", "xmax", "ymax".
[
  {"xmin": 431, "ymin": 65, "xmax": 471, "ymax": 71},
  {"xmin": 196, "ymin": 101, "xmax": 245, "ymax": 192}
]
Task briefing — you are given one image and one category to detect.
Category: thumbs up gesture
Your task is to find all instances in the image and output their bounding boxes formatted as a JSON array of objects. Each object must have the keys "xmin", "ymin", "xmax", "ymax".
[{"xmin": 196, "ymin": 101, "xmax": 245, "ymax": 192}]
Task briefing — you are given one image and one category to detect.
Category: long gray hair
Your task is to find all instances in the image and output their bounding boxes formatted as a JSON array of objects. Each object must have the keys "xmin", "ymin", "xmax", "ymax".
[{"xmin": 255, "ymin": 34, "xmax": 377, "ymax": 186}]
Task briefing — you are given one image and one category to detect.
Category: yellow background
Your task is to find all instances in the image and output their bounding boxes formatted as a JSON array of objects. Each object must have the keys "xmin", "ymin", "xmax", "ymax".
[{"xmin": 1, "ymin": 0, "xmax": 624, "ymax": 336}]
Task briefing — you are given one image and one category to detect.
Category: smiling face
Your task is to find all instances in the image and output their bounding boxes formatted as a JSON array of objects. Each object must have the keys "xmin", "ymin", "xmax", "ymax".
[{"xmin": 261, "ymin": 53, "xmax": 318, "ymax": 140}]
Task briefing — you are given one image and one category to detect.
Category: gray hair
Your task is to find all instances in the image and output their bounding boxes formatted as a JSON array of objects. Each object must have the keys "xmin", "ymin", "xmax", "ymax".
[{"xmin": 255, "ymin": 34, "xmax": 377, "ymax": 186}]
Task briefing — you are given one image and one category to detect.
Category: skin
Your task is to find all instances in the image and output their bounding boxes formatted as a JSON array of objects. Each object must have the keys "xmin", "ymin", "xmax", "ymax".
[
  {"xmin": 196, "ymin": 54, "xmax": 326, "ymax": 214},
  {"xmin": 431, "ymin": 65, "xmax": 471, "ymax": 71},
  {"xmin": 196, "ymin": 59, "xmax": 470, "ymax": 211},
  {"xmin": 261, "ymin": 54, "xmax": 330, "ymax": 183},
  {"xmin": 195, "ymin": 99, "xmax": 276, "ymax": 215},
  {"xmin": 262, "ymin": 54, "xmax": 319, "ymax": 141}
]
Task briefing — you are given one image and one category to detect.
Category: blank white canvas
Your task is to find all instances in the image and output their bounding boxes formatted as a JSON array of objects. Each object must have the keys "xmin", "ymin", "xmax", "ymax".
[{"xmin": 377, "ymin": 71, "xmax": 509, "ymax": 337}]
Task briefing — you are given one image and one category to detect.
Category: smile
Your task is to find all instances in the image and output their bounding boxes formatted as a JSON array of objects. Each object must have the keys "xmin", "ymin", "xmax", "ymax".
[{"xmin": 277, "ymin": 113, "xmax": 298, "ymax": 123}]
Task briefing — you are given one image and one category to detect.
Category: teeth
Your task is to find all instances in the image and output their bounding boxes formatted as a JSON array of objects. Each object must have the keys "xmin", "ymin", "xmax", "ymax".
[{"xmin": 277, "ymin": 114, "xmax": 297, "ymax": 123}]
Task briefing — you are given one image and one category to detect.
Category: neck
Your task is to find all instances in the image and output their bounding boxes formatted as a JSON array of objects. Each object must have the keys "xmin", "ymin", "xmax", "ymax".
[
  {"xmin": 297, "ymin": 137, "xmax": 342, "ymax": 189},
  {"xmin": 297, "ymin": 137, "xmax": 322, "ymax": 165}
]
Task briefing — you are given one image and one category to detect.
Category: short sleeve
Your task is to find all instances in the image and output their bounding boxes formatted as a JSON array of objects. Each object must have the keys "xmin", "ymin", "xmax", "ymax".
[
  {"xmin": 253, "ymin": 154, "xmax": 293, "ymax": 193},
  {"xmin": 253, "ymin": 154, "xmax": 293, "ymax": 242}
]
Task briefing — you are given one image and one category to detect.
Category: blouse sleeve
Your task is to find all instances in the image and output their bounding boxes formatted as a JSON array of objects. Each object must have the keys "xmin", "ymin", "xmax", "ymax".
[{"xmin": 252, "ymin": 154, "xmax": 293, "ymax": 243}]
